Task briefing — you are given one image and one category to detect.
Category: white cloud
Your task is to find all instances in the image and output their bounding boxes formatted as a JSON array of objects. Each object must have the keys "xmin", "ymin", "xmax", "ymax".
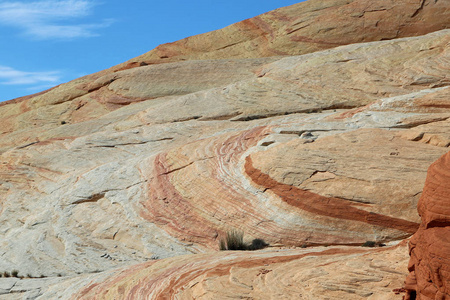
[
  {"xmin": 0, "ymin": 65, "xmax": 60, "ymax": 86},
  {"xmin": 0, "ymin": 0, "xmax": 112, "ymax": 39}
]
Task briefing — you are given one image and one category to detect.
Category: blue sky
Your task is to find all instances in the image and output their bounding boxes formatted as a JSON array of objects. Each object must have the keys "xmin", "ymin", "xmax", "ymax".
[{"xmin": 0, "ymin": 0, "xmax": 303, "ymax": 102}]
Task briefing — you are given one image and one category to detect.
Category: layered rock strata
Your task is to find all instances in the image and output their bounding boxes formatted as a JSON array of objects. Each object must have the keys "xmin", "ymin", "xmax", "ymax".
[
  {"xmin": 0, "ymin": 0, "xmax": 449, "ymax": 298},
  {"xmin": 0, "ymin": 30, "xmax": 449, "ymax": 279},
  {"xmin": 32, "ymin": 243, "xmax": 410, "ymax": 299},
  {"xmin": 1, "ymin": 0, "xmax": 449, "ymax": 143},
  {"xmin": 118, "ymin": 0, "xmax": 450, "ymax": 67},
  {"xmin": 405, "ymin": 152, "xmax": 450, "ymax": 300}
]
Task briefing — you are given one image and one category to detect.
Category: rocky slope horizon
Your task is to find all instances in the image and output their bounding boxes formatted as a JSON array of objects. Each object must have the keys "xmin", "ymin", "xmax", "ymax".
[{"xmin": 0, "ymin": 0, "xmax": 449, "ymax": 299}]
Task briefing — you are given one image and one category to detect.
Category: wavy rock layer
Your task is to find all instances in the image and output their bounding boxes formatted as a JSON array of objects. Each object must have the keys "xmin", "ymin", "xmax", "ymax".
[
  {"xmin": 0, "ymin": 31, "xmax": 449, "ymax": 279},
  {"xmin": 1, "ymin": 0, "xmax": 449, "ymax": 142},
  {"xmin": 29, "ymin": 243, "xmax": 408, "ymax": 299},
  {"xmin": 0, "ymin": 0, "xmax": 449, "ymax": 299},
  {"xmin": 405, "ymin": 152, "xmax": 450, "ymax": 300}
]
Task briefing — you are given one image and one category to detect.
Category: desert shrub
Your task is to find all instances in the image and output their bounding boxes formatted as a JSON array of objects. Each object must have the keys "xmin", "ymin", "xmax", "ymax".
[
  {"xmin": 362, "ymin": 241, "xmax": 377, "ymax": 247},
  {"xmin": 11, "ymin": 270, "xmax": 18, "ymax": 277},
  {"xmin": 248, "ymin": 238, "xmax": 268, "ymax": 250},
  {"xmin": 3, "ymin": 271, "xmax": 10, "ymax": 277},
  {"xmin": 219, "ymin": 231, "xmax": 268, "ymax": 251},
  {"xmin": 225, "ymin": 230, "xmax": 247, "ymax": 250},
  {"xmin": 219, "ymin": 238, "xmax": 227, "ymax": 251}
]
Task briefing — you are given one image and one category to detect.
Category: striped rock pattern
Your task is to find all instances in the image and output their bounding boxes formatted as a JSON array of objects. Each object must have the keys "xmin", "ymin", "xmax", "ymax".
[
  {"xmin": 0, "ymin": 0, "xmax": 449, "ymax": 298},
  {"xmin": 118, "ymin": 0, "xmax": 450, "ymax": 67},
  {"xmin": 35, "ymin": 243, "xmax": 410, "ymax": 299}
]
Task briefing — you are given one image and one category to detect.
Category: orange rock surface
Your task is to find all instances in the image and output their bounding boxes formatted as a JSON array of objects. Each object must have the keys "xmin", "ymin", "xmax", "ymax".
[
  {"xmin": 38, "ymin": 243, "xmax": 411, "ymax": 299},
  {"xmin": 405, "ymin": 152, "xmax": 450, "ymax": 299},
  {"xmin": 117, "ymin": 0, "xmax": 450, "ymax": 67},
  {"xmin": 0, "ymin": 0, "xmax": 449, "ymax": 298}
]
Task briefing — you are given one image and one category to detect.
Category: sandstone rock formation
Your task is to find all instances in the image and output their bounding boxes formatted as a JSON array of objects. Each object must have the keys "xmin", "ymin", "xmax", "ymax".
[
  {"xmin": 404, "ymin": 152, "xmax": 450, "ymax": 300},
  {"xmin": 1, "ymin": 0, "xmax": 448, "ymax": 143},
  {"xmin": 42, "ymin": 242, "xmax": 411, "ymax": 299},
  {"xmin": 0, "ymin": 0, "xmax": 449, "ymax": 299},
  {"xmin": 117, "ymin": 0, "xmax": 450, "ymax": 67}
]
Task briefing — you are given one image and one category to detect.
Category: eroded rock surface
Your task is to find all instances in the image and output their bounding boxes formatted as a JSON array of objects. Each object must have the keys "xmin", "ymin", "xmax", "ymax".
[
  {"xmin": 29, "ymin": 242, "xmax": 409, "ymax": 300},
  {"xmin": 0, "ymin": 0, "xmax": 449, "ymax": 298},
  {"xmin": 1, "ymin": 0, "xmax": 448, "ymax": 145},
  {"xmin": 118, "ymin": 0, "xmax": 450, "ymax": 67},
  {"xmin": 405, "ymin": 152, "xmax": 450, "ymax": 300}
]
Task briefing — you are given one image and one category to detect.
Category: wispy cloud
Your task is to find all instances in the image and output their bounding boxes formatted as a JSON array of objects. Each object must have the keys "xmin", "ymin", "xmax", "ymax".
[
  {"xmin": 0, "ymin": 65, "xmax": 60, "ymax": 86},
  {"xmin": 0, "ymin": 0, "xmax": 112, "ymax": 40}
]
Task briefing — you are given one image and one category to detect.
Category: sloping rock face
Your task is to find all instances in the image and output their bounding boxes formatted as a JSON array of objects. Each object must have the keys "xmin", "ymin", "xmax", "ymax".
[
  {"xmin": 38, "ymin": 243, "xmax": 410, "ymax": 299},
  {"xmin": 0, "ymin": 0, "xmax": 448, "ymax": 146},
  {"xmin": 118, "ymin": 0, "xmax": 450, "ymax": 67},
  {"xmin": 405, "ymin": 152, "xmax": 450, "ymax": 300},
  {"xmin": 0, "ymin": 0, "xmax": 449, "ymax": 299}
]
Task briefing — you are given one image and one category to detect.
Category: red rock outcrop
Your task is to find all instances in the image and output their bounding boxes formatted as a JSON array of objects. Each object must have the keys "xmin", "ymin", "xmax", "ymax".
[{"xmin": 405, "ymin": 152, "xmax": 450, "ymax": 299}]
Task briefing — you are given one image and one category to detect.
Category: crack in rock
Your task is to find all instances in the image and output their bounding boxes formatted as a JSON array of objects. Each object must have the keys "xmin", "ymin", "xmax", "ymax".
[{"xmin": 72, "ymin": 193, "xmax": 105, "ymax": 204}]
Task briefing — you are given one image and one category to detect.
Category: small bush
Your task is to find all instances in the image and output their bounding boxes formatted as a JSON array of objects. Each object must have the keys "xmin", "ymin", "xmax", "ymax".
[
  {"xmin": 219, "ymin": 231, "xmax": 268, "ymax": 251},
  {"xmin": 248, "ymin": 238, "xmax": 268, "ymax": 250},
  {"xmin": 225, "ymin": 230, "xmax": 247, "ymax": 250},
  {"xmin": 362, "ymin": 241, "xmax": 377, "ymax": 247},
  {"xmin": 11, "ymin": 270, "xmax": 19, "ymax": 277},
  {"xmin": 3, "ymin": 272, "xmax": 10, "ymax": 278},
  {"xmin": 219, "ymin": 238, "xmax": 227, "ymax": 251}
]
